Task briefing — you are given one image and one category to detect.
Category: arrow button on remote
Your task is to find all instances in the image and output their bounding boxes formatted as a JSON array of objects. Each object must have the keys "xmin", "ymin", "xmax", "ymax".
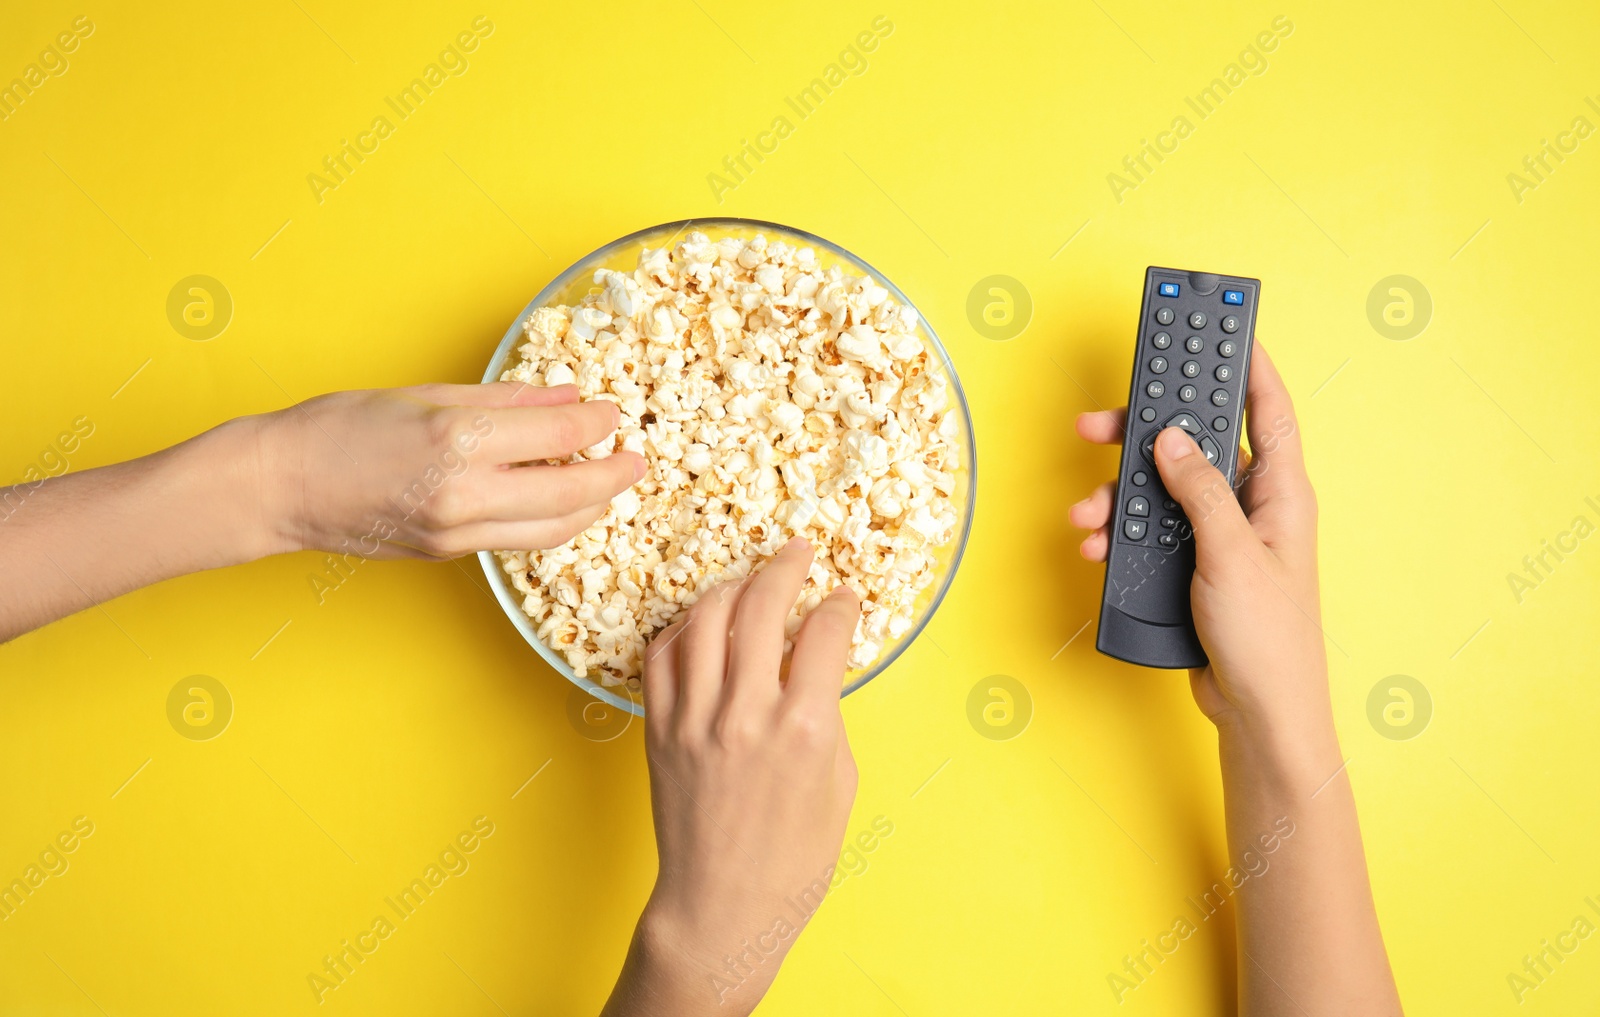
[{"xmin": 1165, "ymin": 411, "xmax": 1203, "ymax": 434}]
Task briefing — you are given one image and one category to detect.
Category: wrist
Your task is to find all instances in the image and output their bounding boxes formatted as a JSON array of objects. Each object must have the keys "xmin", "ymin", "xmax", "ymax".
[
  {"xmin": 639, "ymin": 893, "xmax": 791, "ymax": 1016},
  {"xmin": 187, "ymin": 413, "xmax": 302, "ymax": 562},
  {"xmin": 605, "ymin": 903, "xmax": 756, "ymax": 1017},
  {"xmin": 1215, "ymin": 695, "xmax": 1344, "ymax": 795},
  {"xmin": 1208, "ymin": 651, "xmax": 1336, "ymax": 744}
]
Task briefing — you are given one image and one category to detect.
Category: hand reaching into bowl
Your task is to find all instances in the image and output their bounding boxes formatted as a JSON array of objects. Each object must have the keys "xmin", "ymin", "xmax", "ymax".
[
  {"xmin": 0, "ymin": 381, "xmax": 641, "ymax": 642},
  {"xmin": 603, "ymin": 538, "xmax": 862, "ymax": 1017}
]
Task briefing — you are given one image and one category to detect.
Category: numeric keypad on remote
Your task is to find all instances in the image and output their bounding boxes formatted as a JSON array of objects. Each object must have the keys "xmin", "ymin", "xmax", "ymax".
[{"xmin": 1116, "ymin": 272, "xmax": 1257, "ymax": 555}]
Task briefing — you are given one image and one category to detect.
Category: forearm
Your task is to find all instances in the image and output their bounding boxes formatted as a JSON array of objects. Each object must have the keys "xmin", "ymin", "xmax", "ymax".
[
  {"xmin": 1217, "ymin": 696, "xmax": 1401, "ymax": 1016},
  {"xmin": 0, "ymin": 416, "xmax": 287, "ymax": 641}
]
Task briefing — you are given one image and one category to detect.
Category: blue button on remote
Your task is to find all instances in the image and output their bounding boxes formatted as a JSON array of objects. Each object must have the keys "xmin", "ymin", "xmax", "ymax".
[
  {"xmin": 1222, "ymin": 289, "xmax": 1244, "ymax": 305},
  {"xmin": 1159, "ymin": 282, "xmax": 1180, "ymax": 297}
]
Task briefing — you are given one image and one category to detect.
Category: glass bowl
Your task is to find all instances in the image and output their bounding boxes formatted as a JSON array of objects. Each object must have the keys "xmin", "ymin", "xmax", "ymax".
[{"xmin": 477, "ymin": 218, "xmax": 977, "ymax": 716}]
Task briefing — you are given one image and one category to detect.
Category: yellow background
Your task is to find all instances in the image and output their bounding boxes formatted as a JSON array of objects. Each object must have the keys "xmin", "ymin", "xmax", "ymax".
[{"xmin": 2, "ymin": 1, "xmax": 1597, "ymax": 1013}]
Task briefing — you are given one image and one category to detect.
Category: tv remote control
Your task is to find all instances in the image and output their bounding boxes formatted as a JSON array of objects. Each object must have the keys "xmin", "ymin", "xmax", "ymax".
[{"xmin": 1096, "ymin": 268, "xmax": 1258, "ymax": 669}]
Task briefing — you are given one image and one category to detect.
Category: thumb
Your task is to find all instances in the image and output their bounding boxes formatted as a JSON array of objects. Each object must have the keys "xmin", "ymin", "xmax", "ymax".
[{"xmin": 1152, "ymin": 426, "xmax": 1256, "ymax": 568}]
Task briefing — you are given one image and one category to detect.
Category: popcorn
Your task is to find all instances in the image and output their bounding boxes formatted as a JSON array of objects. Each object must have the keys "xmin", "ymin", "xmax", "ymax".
[{"xmin": 494, "ymin": 230, "xmax": 963, "ymax": 689}]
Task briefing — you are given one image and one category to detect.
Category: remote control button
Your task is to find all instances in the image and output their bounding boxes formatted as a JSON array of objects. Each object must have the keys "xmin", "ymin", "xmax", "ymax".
[
  {"xmin": 1140, "ymin": 407, "xmax": 1157, "ymax": 421},
  {"xmin": 1222, "ymin": 289, "xmax": 1244, "ymax": 305},
  {"xmin": 1199, "ymin": 436, "xmax": 1220, "ymax": 464},
  {"xmin": 1185, "ymin": 336, "xmax": 1203, "ymax": 354},
  {"xmin": 1213, "ymin": 416, "xmax": 1228, "ymax": 431},
  {"xmin": 1182, "ymin": 360, "xmax": 1200, "ymax": 378},
  {"xmin": 1162, "ymin": 498, "xmax": 1178, "ymax": 510},
  {"xmin": 1124, "ymin": 519, "xmax": 1148, "ymax": 540},
  {"xmin": 1166, "ymin": 411, "xmax": 1203, "ymax": 434},
  {"xmin": 1188, "ymin": 311, "xmax": 1207, "ymax": 329},
  {"xmin": 1151, "ymin": 331, "xmax": 1172, "ymax": 350},
  {"xmin": 1155, "ymin": 307, "xmax": 1175, "ymax": 325},
  {"xmin": 1214, "ymin": 364, "xmax": 1233, "ymax": 382},
  {"xmin": 1221, "ymin": 315, "xmax": 1240, "ymax": 334},
  {"xmin": 1211, "ymin": 389, "xmax": 1229, "ymax": 407},
  {"xmin": 1141, "ymin": 414, "xmax": 1207, "ymax": 468},
  {"xmin": 1158, "ymin": 532, "xmax": 1178, "ymax": 548},
  {"xmin": 1178, "ymin": 384, "xmax": 1197, "ymax": 402},
  {"xmin": 1150, "ymin": 356, "xmax": 1168, "ymax": 374},
  {"xmin": 1159, "ymin": 282, "xmax": 1180, "ymax": 297},
  {"xmin": 1131, "ymin": 470, "xmax": 1148, "ymax": 486},
  {"xmin": 1218, "ymin": 339, "xmax": 1237, "ymax": 357},
  {"xmin": 1146, "ymin": 381, "xmax": 1165, "ymax": 398},
  {"xmin": 1160, "ymin": 515, "xmax": 1179, "ymax": 529},
  {"xmin": 1126, "ymin": 496, "xmax": 1149, "ymax": 517}
]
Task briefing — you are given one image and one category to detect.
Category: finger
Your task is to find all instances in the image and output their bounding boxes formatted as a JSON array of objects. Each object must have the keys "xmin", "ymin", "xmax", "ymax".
[
  {"xmin": 415, "ymin": 381, "xmax": 581, "ymax": 408},
  {"xmin": 479, "ymin": 453, "xmax": 645, "ymax": 521},
  {"xmin": 1151, "ymin": 427, "xmax": 1258, "ymax": 572},
  {"xmin": 785, "ymin": 584, "xmax": 860, "ymax": 705},
  {"xmin": 439, "ymin": 499, "xmax": 611, "ymax": 553},
  {"xmin": 1237, "ymin": 343, "xmax": 1317, "ymax": 551},
  {"xmin": 1234, "ymin": 444, "xmax": 1265, "ymax": 513},
  {"xmin": 1075, "ymin": 408, "xmax": 1128, "ymax": 446},
  {"xmin": 725, "ymin": 538, "xmax": 815, "ymax": 705},
  {"xmin": 1242, "ymin": 342, "xmax": 1309, "ymax": 492},
  {"xmin": 643, "ymin": 620, "xmax": 684, "ymax": 723},
  {"xmin": 480, "ymin": 401, "xmax": 622, "ymax": 462},
  {"xmin": 1068, "ymin": 481, "xmax": 1115, "ymax": 531},
  {"xmin": 675, "ymin": 575, "xmax": 752, "ymax": 728},
  {"xmin": 1079, "ymin": 525, "xmax": 1109, "ymax": 562}
]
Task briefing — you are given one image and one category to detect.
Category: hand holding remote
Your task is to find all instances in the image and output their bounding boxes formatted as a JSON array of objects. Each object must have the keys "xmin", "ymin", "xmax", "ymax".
[
  {"xmin": 1071, "ymin": 341, "xmax": 1401, "ymax": 1013},
  {"xmin": 1073, "ymin": 341, "xmax": 1326, "ymax": 730}
]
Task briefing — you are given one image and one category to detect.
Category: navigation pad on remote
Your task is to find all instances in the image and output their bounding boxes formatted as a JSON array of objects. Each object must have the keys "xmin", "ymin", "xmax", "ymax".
[{"xmin": 1139, "ymin": 412, "xmax": 1221, "ymax": 469}]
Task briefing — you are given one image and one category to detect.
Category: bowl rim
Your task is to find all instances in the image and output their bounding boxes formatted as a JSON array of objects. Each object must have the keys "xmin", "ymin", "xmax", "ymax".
[{"xmin": 477, "ymin": 216, "xmax": 977, "ymax": 717}]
